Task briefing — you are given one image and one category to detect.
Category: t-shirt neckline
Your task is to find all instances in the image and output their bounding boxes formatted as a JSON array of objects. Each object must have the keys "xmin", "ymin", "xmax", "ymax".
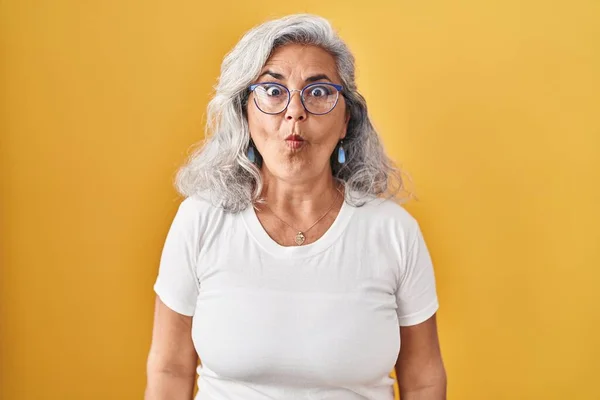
[{"xmin": 241, "ymin": 194, "xmax": 356, "ymax": 258}]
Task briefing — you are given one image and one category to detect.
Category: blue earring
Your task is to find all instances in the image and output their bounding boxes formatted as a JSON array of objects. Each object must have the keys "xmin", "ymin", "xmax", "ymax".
[
  {"xmin": 247, "ymin": 143, "xmax": 256, "ymax": 163},
  {"xmin": 337, "ymin": 140, "xmax": 346, "ymax": 164}
]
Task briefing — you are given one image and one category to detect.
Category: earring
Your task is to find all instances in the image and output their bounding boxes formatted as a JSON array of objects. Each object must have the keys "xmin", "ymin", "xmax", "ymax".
[
  {"xmin": 337, "ymin": 140, "xmax": 346, "ymax": 164},
  {"xmin": 247, "ymin": 142, "xmax": 256, "ymax": 163}
]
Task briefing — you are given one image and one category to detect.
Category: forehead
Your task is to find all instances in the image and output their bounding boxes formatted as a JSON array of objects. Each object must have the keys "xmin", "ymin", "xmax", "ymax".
[{"xmin": 261, "ymin": 44, "xmax": 340, "ymax": 80}]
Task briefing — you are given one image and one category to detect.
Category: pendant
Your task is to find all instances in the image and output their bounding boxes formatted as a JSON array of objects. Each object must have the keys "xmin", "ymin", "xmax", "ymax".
[{"xmin": 295, "ymin": 231, "xmax": 306, "ymax": 245}]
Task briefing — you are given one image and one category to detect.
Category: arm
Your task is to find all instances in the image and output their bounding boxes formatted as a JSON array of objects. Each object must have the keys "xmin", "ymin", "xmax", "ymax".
[
  {"xmin": 395, "ymin": 314, "xmax": 447, "ymax": 400},
  {"xmin": 145, "ymin": 296, "xmax": 199, "ymax": 400}
]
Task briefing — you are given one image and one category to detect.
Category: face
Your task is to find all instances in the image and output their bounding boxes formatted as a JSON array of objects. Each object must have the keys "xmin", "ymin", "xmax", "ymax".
[{"xmin": 246, "ymin": 44, "xmax": 349, "ymax": 183}]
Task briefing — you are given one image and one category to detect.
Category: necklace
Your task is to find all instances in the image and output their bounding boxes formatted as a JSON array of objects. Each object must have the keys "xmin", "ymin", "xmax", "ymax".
[{"xmin": 264, "ymin": 187, "xmax": 342, "ymax": 246}]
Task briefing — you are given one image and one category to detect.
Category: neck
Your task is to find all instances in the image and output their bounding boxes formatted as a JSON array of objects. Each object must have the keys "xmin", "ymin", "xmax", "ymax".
[{"xmin": 260, "ymin": 168, "xmax": 341, "ymax": 222}]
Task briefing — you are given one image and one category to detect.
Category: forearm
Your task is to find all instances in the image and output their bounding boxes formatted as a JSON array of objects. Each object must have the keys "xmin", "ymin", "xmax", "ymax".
[
  {"xmin": 400, "ymin": 380, "xmax": 447, "ymax": 400},
  {"xmin": 145, "ymin": 371, "xmax": 196, "ymax": 400}
]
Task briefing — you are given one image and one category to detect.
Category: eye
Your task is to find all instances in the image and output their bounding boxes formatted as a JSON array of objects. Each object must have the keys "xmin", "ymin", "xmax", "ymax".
[
  {"xmin": 308, "ymin": 85, "xmax": 332, "ymax": 97},
  {"xmin": 265, "ymin": 85, "xmax": 285, "ymax": 97}
]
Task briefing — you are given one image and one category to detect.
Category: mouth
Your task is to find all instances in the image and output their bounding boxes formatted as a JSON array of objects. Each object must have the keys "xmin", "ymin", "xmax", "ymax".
[{"xmin": 285, "ymin": 134, "xmax": 305, "ymax": 150}]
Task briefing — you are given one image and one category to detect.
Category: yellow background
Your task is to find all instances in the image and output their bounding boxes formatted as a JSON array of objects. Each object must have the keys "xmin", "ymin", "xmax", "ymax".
[{"xmin": 1, "ymin": 1, "xmax": 599, "ymax": 399}]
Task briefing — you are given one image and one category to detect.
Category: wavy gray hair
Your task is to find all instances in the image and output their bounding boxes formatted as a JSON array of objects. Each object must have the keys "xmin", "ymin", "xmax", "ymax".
[{"xmin": 175, "ymin": 14, "xmax": 411, "ymax": 212}]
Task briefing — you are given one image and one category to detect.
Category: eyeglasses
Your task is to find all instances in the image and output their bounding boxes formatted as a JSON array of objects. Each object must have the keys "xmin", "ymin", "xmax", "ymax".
[{"xmin": 248, "ymin": 82, "xmax": 343, "ymax": 115}]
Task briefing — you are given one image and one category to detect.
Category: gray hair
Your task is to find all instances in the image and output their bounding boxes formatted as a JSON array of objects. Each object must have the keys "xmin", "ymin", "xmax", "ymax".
[{"xmin": 175, "ymin": 14, "xmax": 412, "ymax": 212}]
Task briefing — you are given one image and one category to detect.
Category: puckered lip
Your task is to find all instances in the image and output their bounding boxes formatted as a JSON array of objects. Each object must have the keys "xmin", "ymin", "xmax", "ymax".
[{"xmin": 285, "ymin": 134, "xmax": 304, "ymax": 141}]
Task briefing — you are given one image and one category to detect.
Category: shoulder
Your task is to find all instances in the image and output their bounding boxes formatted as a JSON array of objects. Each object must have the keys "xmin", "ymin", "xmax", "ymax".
[
  {"xmin": 351, "ymin": 194, "xmax": 420, "ymax": 232},
  {"xmin": 345, "ymin": 194, "xmax": 424, "ymax": 253},
  {"xmin": 171, "ymin": 191, "xmax": 232, "ymax": 231},
  {"xmin": 177, "ymin": 191, "xmax": 227, "ymax": 215}
]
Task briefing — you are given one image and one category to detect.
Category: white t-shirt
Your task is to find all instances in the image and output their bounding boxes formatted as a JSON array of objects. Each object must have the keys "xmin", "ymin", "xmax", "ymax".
[{"xmin": 153, "ymin": 192, "xmax": 439, "ymax": 400}]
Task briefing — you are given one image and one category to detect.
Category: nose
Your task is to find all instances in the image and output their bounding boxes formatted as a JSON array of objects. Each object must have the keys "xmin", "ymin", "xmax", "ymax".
[{"xmin": 284, "ymin": 90, "xmax": 306, "ymax": 121}]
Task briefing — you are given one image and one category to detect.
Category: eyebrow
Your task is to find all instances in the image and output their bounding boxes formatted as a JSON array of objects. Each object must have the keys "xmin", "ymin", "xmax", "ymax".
[{"xmin": 257, "ymin": 70, "xmax": 333, "ymax": 83}]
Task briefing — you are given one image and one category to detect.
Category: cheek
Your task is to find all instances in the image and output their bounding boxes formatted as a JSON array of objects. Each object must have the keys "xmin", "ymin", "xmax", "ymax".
[
  {"xmin": 326, "ymin": 99, "xmax": 348, "ymax": 130},
  {"xmin": 246, "ymin": 104, "xmax": 260, "ymax": 135},
  {"xmin": 319, "ymin": 112, "xmax": 347, "ymax": 142},
  {"xmin": 247, "ymin": 106, "xmax": 279, "ymax": 140}
]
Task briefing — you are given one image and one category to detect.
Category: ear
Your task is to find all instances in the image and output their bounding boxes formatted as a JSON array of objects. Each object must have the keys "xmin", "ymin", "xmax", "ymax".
[{"xmin": 341, "ymin": 114, "xmax": 350, "ymax": 140}]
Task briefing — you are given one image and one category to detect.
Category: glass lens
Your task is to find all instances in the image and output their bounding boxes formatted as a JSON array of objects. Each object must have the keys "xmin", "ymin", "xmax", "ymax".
[
  {"xmin": 253, "ymin": 83, "xmax": 289, "ymax": 114},
  {"xmin": 302, "ymin": 83, "xmax": 339, "ymax": 114}
]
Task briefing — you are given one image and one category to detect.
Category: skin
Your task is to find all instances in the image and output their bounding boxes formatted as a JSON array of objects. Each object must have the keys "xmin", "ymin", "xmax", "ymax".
[
  {"xmin": 145, "ymin": 43, "xmax": 446, "ymax": 400},
  {"xmin": 246, "ymin": 43, "xmax": 349, "ymax": 245},
  {"xmin": 395, "ymin": 314, "xmax": 447, "ymax": 399},
  {"xmin": 248, "ymin": 44, "xmax": 349, "ymax": 182},
  {"xmin": 145, "ymin": 297, "xmax": 198, "ymax": 399}
]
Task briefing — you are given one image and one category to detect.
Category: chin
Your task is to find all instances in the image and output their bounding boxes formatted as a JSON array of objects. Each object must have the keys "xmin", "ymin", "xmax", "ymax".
[{"xmin": 264, "ymin": 158, "xmax": 316, "ymax": 182}]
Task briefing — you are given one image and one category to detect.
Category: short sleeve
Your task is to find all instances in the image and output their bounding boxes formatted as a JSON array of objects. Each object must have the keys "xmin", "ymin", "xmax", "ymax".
[
  {"xmin": 396, "ymin": 222, "xmax": 440, "ymax": 326},
  {"xmin": 153, "ymin": 198, "xmax": 201, "ymax": 317}
]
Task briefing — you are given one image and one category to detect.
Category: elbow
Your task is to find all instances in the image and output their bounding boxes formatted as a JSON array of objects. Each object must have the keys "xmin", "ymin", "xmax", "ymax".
[
  {"xmin": 146, "ymin": 352, "xmax": 197, "ymax": 380},
  {"xmin": 398, "ymin": 362, "xmax": 447, "ymax": 399}
]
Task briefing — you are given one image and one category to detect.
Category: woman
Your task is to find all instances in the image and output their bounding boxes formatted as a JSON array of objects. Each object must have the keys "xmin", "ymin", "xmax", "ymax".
[{"xmin": 145, "ymin": 14, "xmax": 446, "ymax": 400}]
